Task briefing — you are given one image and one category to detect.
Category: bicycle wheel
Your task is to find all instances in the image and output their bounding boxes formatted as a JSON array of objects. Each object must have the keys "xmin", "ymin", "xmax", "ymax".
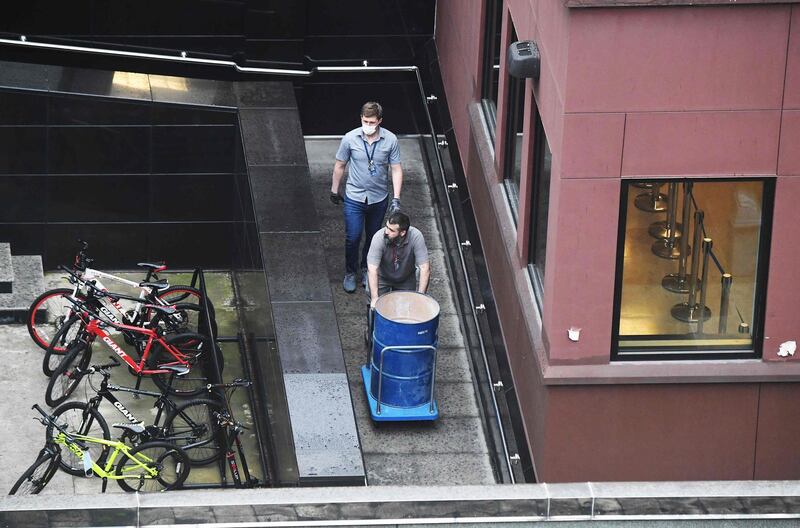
[
  {"xmin": 9, "ymin": 447, "xmax": 61, "ymax": 495},
  {"xmin": 27, "ymin": 288, "xmax": 85, "ymax": 353},
  {"xmin": 45, "ymin": 341, "xmax": 92, "ymax": 407},
  {"xmin": 47, "ymin": 401, "xmax": 110, "ymax": 476},
  {"xmin": 42, "ymin": 314, "xmax": 85, "ymax": 377},
  {"xmin": 155, "ymin": 286, "xmax": 218, "ymax": 337},
  {"xmin": 148, "ymin": 333, "xmax": 222, "ymax": 397},
  {"xmin": 163, "ymin": 398, "xmax": 224, "ymax": 465},
  {"xmin": 115, "ymin": 441, "xmax": 190, "ymax": 492}
]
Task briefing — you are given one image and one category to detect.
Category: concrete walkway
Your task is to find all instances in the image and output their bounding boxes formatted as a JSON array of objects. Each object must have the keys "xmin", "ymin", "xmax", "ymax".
[{"xmin": 306, "ymin": 137, "xmax": 496, "ymax": 486}]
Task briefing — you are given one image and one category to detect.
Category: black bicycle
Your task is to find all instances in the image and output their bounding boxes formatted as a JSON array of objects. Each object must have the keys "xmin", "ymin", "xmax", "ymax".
[
  {"xmin": 205, "ymin": 380, "xmax": 259, "ymax": 488},
  {"xmin": 48, "ymin": 357, "xmax": 225, "ymax": 474}
]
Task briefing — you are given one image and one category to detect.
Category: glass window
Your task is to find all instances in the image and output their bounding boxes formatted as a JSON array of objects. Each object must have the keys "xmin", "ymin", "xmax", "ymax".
[
  {"xmin": 528, "ymin": 110, "xmax": 550, "ymax": 299},
  {"xmin": 480, "ymin": 0, "xmax": 504, "ymax": 141},
  {"xmin": 502, "ymin": 25, "xmax": 524, "ymax": 217},
  {"xmin": 613, "ymin": 179, "xmax": 773, "ymax": 359}
]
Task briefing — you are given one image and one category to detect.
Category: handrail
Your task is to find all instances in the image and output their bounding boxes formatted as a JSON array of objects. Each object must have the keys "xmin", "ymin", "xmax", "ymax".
[
  {"xmin": 0, "ymin": 36, "xmax": 313, "ymax": 76},
  {"xmin": 1, "ymin": 34, "xmax": 517, "ymax": 483}
]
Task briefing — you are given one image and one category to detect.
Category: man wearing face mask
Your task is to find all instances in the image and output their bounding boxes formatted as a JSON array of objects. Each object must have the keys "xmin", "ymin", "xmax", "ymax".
[
  {"xmin": 330, "ymin": 101, "xmax": 403, "ymax": 293},
  {"xmin": 366, "ymin": 211, "xmax": 430, "ymax": 309}
]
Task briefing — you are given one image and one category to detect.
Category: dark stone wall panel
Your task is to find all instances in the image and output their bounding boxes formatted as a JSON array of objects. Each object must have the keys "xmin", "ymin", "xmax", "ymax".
[
  {"xmin": 240, "ymin": 109, "xmax": 306, "ymax": 166},
  {"xmin": 249, "ymin": 165, "xmax": 319, "ymax": 232},
  {"xmin": 150, "ymin": 173, "xmax": 236, "ymax": 222},
  {"xmin": 0, "ymin": 91, "xmax": 47, "ymax": 125},
  {"xmin": 47, "ymin": 174, "xmax": 147, "ymax": 222},
  {"xmin": 49, "ymin": 94, "xmax": 151, "ymax": 125},
  {"xmin": 0, "ymin": 127, "xmax": 46, "ymax": 174},
  {"xmin": 0, "ymin": 176, "xmax": 46, "ymax": 221},
  {"xmin": 48, "ymin": 126, "xmax": 150, "ymax": 174},
  {"xmin": 152, "ymin": 125, "xmax": 236, "ymax": 174}
]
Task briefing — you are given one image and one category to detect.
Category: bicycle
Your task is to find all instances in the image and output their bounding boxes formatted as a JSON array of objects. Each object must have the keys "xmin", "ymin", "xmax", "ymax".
[
  {"xmin": 45, "ymin": 291, "xmax": 222, "ymax": 406},
  {"xmin": 40, "ymin": 273, "xmax": 206, "ymax": 377},
  {"xmin": 205, "ymin": 380, "xmax": 259, "ymax": 488},
  {"xmin": 49, "ymin": 357, "xmax": 225, "ymax": 473},
  {"xmin": 11, "ymin": 404, "xmax": 190, "ymax": 493},
  {"xmin": 28, "ymin": 240, "xmax": 215, "ymax": 354}
]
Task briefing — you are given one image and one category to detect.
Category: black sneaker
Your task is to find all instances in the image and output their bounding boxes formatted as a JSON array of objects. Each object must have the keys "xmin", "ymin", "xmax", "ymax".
[{"xmin": 361, "ymin": 268, "xmax": 368, "ymax": 288}]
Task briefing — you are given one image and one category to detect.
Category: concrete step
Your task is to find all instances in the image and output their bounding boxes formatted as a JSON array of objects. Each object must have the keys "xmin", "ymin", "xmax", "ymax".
[
  {"xmin": 0, "ymin": 243, "xmax": 12, "ymax": 294},
  {"xmin": 0, "ymin": 254, "xmax": 44, "ymax": 323}
]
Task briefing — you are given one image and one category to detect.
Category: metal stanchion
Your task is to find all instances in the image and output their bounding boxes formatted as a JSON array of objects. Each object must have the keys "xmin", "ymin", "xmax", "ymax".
[
  {"xmin": 671, "ymin": 212, "xmax": 711, "ymax": 323},
  {"xmin": 652, "ymin": 183, "xmax": 682, "ymax": 259},
  {"xmin": 634, "ymin": 183, "xmax": 668, "ymax": 212},
  {"xmin": 696, "ymin": 238, "xmax": 713, "ymax": 334},
  {"xmin": 649, "ymin": 182, "xmax": 683, "ymax": 239},
  {"xmin": 718, "ymin": 273, "xmax": 732, "ymax": 334},
  {"xmin": 662, "ymin": 183, "xmax": 695, "ymax": 293}
]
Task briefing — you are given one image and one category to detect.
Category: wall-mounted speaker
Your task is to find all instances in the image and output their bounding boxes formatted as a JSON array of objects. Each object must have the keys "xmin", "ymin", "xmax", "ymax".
[{"xmin": 506, "ymin": 40, "xmax": 540, "ymax": 80}]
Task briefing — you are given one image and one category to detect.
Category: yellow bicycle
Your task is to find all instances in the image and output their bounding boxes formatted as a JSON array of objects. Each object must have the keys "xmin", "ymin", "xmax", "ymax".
[{"xmin": 10, "ymin": 404, "xmax": 190, "ymax": 494}]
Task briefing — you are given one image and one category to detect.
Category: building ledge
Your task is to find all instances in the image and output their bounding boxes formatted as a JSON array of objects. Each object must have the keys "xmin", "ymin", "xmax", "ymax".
[
  {"xmin": 542, "ymin": 357, "xmax": 800, "ymax": 385},
  {"xmin": 564, "ymin": 0, "xmax": 796, "ymax": 7}
]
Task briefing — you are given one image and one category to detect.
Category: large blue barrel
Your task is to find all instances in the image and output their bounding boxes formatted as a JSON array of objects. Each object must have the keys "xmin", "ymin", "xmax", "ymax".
[{"xmin": 369, "ymin": 291, "xmax": 440, "ymax": 408}]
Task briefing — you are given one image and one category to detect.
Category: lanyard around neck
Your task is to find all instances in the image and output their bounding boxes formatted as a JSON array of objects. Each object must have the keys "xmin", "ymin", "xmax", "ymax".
[{"xmin": 362, "ymin": 138, "xmax": 378, "ymax": 164}]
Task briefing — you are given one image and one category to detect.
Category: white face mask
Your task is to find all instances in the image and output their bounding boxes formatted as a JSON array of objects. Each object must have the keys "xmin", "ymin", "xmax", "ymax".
[{"xmin": 362, "ymin": 124, "xmax": 377, "ymax": 136}]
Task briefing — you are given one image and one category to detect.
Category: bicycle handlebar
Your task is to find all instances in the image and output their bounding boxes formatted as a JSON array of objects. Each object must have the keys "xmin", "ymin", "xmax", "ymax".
[{"xmin": 31, "ymin": 404, "xmax": 89, "ymax": 451}]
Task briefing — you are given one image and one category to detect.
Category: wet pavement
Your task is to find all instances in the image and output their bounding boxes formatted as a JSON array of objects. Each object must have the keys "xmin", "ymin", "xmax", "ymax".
[{"xmin": 307, "ymin": 137, "xmax": 496, "ymax": 486}]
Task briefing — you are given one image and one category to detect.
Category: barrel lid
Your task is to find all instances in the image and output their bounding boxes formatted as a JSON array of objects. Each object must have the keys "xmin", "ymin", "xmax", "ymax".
[{"xmin": 374, "ymin": 291, "xmax": 440, "ymax": 324}]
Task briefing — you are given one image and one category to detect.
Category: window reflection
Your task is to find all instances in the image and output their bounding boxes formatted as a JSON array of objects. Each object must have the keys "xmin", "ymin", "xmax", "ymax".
[{"xmin": 616, "ymin": 179, "xmax": 771, "ymax": 357}]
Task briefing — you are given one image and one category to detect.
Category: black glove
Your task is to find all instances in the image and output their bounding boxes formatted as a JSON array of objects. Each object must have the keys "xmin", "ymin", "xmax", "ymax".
[
  {"xmin": 330, "ymin": 192, "xmax": 342, "ymax": 205},
  {"xmin": 388, "ymin": 197, "xmax": 401, "ymax": 215}
]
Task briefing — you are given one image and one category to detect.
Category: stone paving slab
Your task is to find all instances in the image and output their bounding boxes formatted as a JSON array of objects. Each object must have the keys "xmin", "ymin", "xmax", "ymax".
[
  {"xmin": 357, "ymin": 417, "xmax": 489, "ymax": 455},
  {"xmin": 282, "ymin": 373, "xmax": 364, "ymax": 483},
  {"xmin": 364, "ymin": 453, "xmax": 496, "ymax": 486}
]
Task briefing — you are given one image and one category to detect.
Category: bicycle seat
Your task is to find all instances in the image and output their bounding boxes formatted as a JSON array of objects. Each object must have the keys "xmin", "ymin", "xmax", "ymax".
[
  {"xmin": 112, "ymin": 422, "xmax": 146, "ymax": 434},
  {"xmin": 139, "ymin": 279, "xmax": 169, "ymax": 290},
  {"xmin": 137, "ymin": 262, "xmax": 167, "ymax": 272},
  {"xmin": 157, "ymin": 364, "xmax": 190, "ymax": 376}
]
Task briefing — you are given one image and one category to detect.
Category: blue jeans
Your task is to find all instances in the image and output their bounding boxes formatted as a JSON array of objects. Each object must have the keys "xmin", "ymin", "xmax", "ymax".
[{"xmin": 343, "ymin": 195, "xmax": 388, "ymax": 274}]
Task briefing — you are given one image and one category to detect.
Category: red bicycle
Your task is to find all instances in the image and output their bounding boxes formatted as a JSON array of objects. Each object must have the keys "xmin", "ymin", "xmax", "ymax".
[{"xmin": 45, "ymin": 288, "xmax": 222, "ymax": 407}]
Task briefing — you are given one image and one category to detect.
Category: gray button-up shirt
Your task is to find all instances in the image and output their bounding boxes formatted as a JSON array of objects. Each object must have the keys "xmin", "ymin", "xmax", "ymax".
[{"xmin": 336, "ymin": 126, "xmax": 401, "ymax": 204}]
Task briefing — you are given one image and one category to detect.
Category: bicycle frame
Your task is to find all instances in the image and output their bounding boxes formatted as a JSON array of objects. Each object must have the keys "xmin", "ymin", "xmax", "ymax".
[
  {"xmin": 223, "ymin": 423, "xmax": 254, "ymax": 488},
  {"xmin": 87, "ymin": 372, "xmax": 167, "ymax": 429},
  {"xmin": 208, "ymin": 381, "xmax": 258, "ymax": 488},
  {"xmin": 53, "ymin": 430, "xmax": 158, "ymax": 482},
  {"xmin": 72, "ymin": 267, "xmax": 168, "ymax": 327},
  {"xmin": 84, "ymin": 317, "xmax": 192, "ymax": 376}
]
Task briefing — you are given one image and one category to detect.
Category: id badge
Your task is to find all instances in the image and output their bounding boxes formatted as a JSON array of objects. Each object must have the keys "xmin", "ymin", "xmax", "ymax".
[{"xmin": 368, "ymin": 160, "xmax": 377, "ymax": 176}]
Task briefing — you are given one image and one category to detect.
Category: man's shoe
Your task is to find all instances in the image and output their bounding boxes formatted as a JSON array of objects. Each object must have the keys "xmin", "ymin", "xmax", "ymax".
[{"xmin": 343, "ymin": 273, "xmax": 357, "ymax": 293}]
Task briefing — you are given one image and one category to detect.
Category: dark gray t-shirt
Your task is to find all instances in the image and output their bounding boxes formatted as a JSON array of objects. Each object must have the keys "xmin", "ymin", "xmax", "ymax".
[
  {"xmin": 335, "ymin": 127, "xmax": 401, "ymax": 204},
  {"xmin": 367, "ymin": 226, "xmax": 429, "ymax": 283}
]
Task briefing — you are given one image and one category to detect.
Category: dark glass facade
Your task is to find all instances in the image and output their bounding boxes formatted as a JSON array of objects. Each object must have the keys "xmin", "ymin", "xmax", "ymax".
[{"xmin": 0, "ymin": 85, "xmax": 258, "ymax": 270}]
